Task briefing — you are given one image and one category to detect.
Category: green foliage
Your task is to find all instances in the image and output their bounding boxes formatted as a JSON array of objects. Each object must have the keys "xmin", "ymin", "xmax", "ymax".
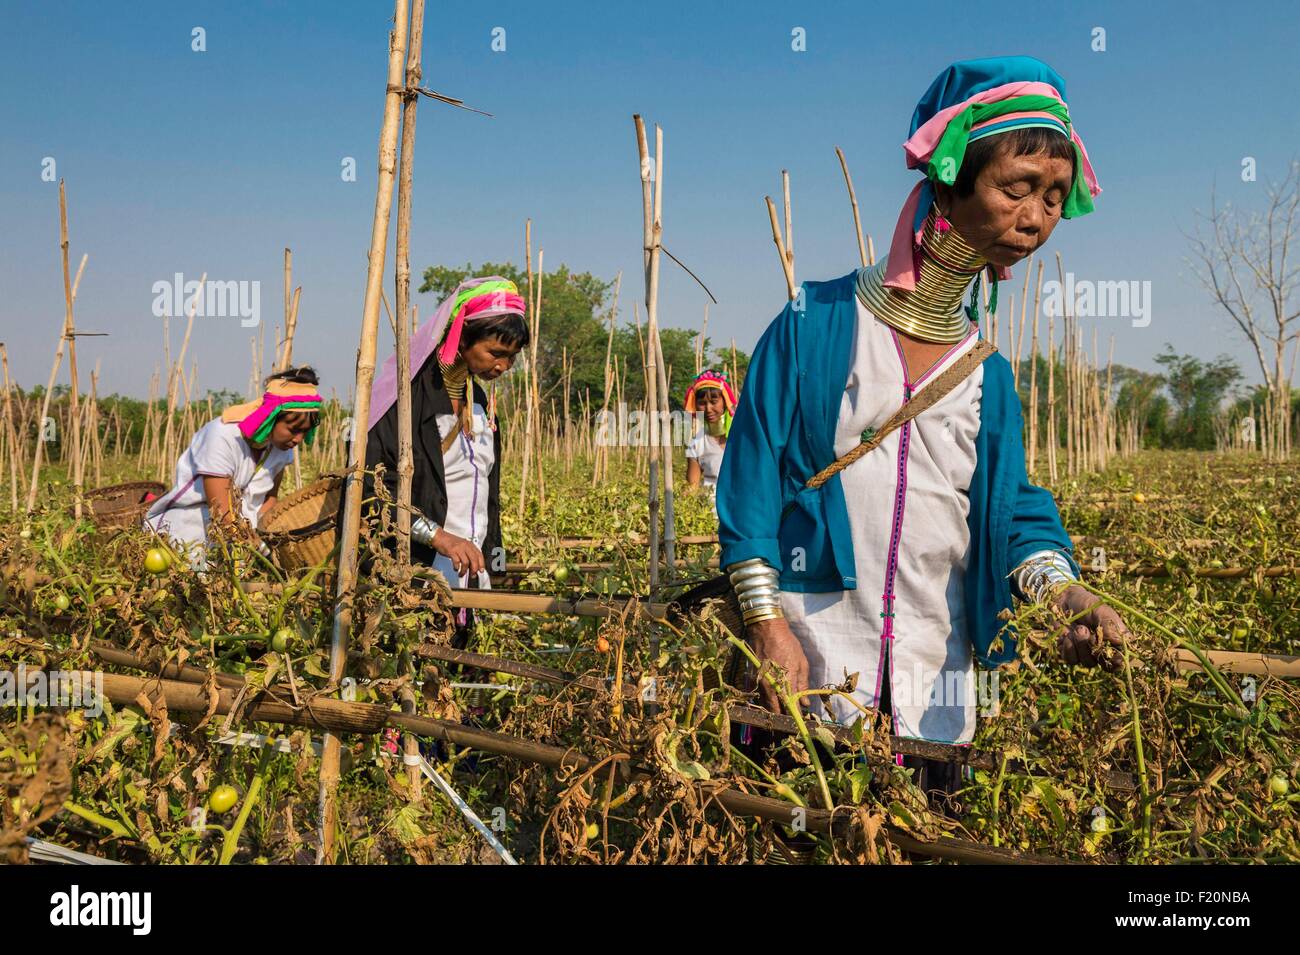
[{"xmin": 1153, "ymin": 346, "xmax": 1242, "ymax": 449}]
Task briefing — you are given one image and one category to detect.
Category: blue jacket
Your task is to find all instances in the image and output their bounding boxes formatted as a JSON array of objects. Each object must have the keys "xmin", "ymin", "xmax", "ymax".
[{"xmin": 716, "ymin": 271, "xmax": 1077, "ymax": 667}]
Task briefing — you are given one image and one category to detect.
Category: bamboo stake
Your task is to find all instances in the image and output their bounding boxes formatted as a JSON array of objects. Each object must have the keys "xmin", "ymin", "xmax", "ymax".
[
  {"xmin": 282, "ymin": 248, "xmax": 292, "ymax": 367},
  {"xmin": 764, "ymin": 196, "xmax": 796, "ymax": 300},
  {"xmin": 24, "ymin": 253, "xmax": 87, "ymax": 516},
  {"xmin": 532, "ymin": 251, "xmax": 545, "ymax": 508},
  {"xmin": 834, "ymin": 146, "xmax": 868, "ymax": 268},
  {"xmin": 593, "ymin": 272, "xmax": 621, "ymax": 486},
  {"xmin": 1027, "ymin": 261, "xmax": 1043, "ymax": 474},
  {"xmin": 1013, "ymin": 254, "xmax": 1033, "ymax": 390},
  {"xmin": 1046, "ymin": 306, "xmax": 1057, "ymax": 484},
  {"xmin": 654, "ymin": 324, "xmax": 675, "ymax": 580},
  {"xmin": 518, "ymin": 220, "xmax": 536, "ymax": 517},
  {"xmin": 159, "ymin": 273, "xmax": 207, "ymax": 482},
  {"xmin": 57, "ymin": 183, "xmax": 84, "ymax": 519},
  {"xmin": 280, "ymin": 288, "xmax": 301, "ymax": 371},
  {"xmin": 318, "ymin": 0, "xmax": 409, "ymax": 865},
  {"xmin": 392, "ymin": 0, "xmax": 425, "ymax": 575},
  {"xmin": 635, "ymin": 116, "xmax": 664, "ymax": 594},
  {"xmin": 1, "ymin": 345, "xmax": 22, "ymax": 512}
]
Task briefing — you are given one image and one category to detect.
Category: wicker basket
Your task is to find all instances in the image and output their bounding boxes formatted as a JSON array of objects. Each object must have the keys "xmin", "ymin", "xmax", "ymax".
[
  {"xmin": 259, "ymin": 475, "xmax": 345, "ymax": 572},
  {"xmin": 668, "ymin": 575, "xmax": 749, "ymax": 691},
  {"xmin": 83, "ymin": 481, "xmax": 167, "ymax": 531}
]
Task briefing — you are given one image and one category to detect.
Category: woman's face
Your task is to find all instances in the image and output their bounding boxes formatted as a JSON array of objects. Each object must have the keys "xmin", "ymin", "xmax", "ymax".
[
  {"xmin": 938, "ymin": 145, "xmax": 1074, "ymax": 269},
  {"xmin": 696, "ymin": 387, "xmax": 726, "ymax": 423},
  {"xmin": 462, "ymin": 336, "xmax": 522, "ymax": 380},
  {"xmin": 269, "ymin": 412, "xmax": 314, "ymax": 450}
]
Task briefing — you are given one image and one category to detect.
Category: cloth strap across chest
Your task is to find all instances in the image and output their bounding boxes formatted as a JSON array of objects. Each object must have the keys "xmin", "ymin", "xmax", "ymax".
[{"xmin": 805, "ymin": 338, "xmax": 996, "ymax": 491}]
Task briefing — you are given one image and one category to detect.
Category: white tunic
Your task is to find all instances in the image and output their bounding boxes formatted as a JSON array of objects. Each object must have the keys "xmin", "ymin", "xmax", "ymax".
[
  {"xmin": 685, "ymin": 432, "xmax": 726, "ymax": 487},
  {"xmin": 780, "ymin": 301, "xmax": 983, "ymax": 744},
  {"xmin": 432, "ymin": 402, "xmax": 495, "ymax": 591},
  {"xmin": 144, "ymin": 418, "xmax": 294, "ymax": 555}
]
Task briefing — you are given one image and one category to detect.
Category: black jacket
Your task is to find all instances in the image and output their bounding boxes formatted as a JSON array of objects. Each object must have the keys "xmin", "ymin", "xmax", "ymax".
[{"xmin": 362, "ymin": 358, "xmax": 502, "ymax": 567}]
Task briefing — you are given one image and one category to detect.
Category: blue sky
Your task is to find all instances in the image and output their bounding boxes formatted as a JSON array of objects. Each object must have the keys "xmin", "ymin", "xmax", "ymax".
[{"xmin": 2, "ymin": 0, "xmax": 1297, "ymax": 399}]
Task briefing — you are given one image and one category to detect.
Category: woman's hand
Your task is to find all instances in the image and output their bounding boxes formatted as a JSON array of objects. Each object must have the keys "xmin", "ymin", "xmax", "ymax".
[
  {"xmin": 431, "ymin": 528, "xmax": 485, "ymax": 577},
  {"xmin": 746, "ymin": 616, "xmax": 810, "ymax": 713},
  {"xmin": 1053, "ymin": 584, "xmax": 1132, "ymax": 670}
]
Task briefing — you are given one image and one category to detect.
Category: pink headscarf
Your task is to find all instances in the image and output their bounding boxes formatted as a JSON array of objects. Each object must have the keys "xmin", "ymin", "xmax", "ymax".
[{"xmin": 367, "ymin": 276, "xmax": 526, "ymax": 430}]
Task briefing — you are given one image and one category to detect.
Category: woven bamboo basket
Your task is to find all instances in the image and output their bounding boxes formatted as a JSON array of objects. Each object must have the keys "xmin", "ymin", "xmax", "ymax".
[
  {"xmin": 668, "ymin": 575, "xmax": 749, "ymax": 691},
  {"xmin": 259, "ymin": 475, "xmax": 345, "ymax": 573},
  {"xmin": 83, "ymin": 481, "xmax": 167, "ymax": 531}
]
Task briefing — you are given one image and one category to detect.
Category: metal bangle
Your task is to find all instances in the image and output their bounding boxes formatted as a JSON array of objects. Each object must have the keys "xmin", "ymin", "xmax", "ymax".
[
  {"xmin": 410, "ymin": 516, "xmax": 441, "ymax": 548},
  {"xmin": 1013, "ymin": 550, "xmax": 1077, "ymax": 604},
  {"xmin": 741, "ymin": 606, "xmax": 785, "ymax": 625}
]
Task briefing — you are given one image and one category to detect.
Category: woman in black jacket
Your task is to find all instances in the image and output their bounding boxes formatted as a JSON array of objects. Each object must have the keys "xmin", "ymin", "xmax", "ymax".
[{"xmin": 364, "ymin": 277, "xmax": 529, "ymax": 600}]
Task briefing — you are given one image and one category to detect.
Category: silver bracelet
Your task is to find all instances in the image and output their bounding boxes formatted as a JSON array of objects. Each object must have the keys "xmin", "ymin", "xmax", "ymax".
[
  {"xmin": 1012, "ymin": 550, "xmax": 1077, "ymax": 604},
  {"xmin": 410, "ymin": 516, "xmax": 441, "ymax": 548},
  {"xmin": 727, "ymin": 558, "xmax": 784, "ymax": 624}
]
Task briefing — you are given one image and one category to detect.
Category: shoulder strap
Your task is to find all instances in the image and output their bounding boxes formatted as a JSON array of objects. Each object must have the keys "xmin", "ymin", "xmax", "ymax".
[{"xmin": 804, "ymin": 339, "xmax": 996, "ymax": 491}]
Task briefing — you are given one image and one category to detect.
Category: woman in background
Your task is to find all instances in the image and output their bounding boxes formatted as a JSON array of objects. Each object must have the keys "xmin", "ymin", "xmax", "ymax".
[
  {"xmin": 144, "ymin": 366, "xmax": 323, "ymax": 558},
  {"xmin": 684, "ymin": 369, "xmax": 737, "ymax": 491}
]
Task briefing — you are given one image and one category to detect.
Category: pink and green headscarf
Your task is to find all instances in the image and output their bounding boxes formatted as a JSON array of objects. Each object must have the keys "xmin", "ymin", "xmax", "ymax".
[
  {"xmin": 220, "ymin": 379, "xmax": 323, "ymax": 446},
  {"xmin": 885, "ymin": 56, "xmax": 1102, "ymax": 293},
  {"xmin": 685, "ymin": 369, "xmax": 738, "ymax": 437},
  {"xmin": 368, "ymin": 276, "xmax": 527, "ymax": 430}
]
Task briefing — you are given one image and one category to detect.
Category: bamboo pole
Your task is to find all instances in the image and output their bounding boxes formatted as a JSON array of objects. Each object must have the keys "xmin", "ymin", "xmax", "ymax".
[
  {"xmin": 764, "ymin": 195, "xmax": 796, "ymax": 300},
  {"xmin": 517, "ymin": 221, "xmax": 537, "ymax": 517},
  {"xmin": 1027, "ymin": 260, "xmax": 1043, "ymax": 474},
  {"xmin": 1013, "ymin": 257, "xmax": 1032, "ymax": 390},
  {"xmin": 532, "ymin": 250, "xmax": 545, "ymax": 508},
  {"xmin": 1046, "ymin": 305, "xmax": 1057, "ymax": 484},
  {"xmin": 317, "ymin": 0, "xmax": 409, "ymax": 865},
  {"xmin": 593, "ymin": 272, "xmax": 621, "ymax": 486},
  {"xmin": 392, "ymin": 0, "xmax": 425, "ymax": 573},
  {"xmin": 654, "ymin": 324, "xmax": 675, "ymax": 580},
  {"xmin": 76, "ymin": 667, "xmax": 1069, "ymax": 863},
  {"xmin": 834, "ymin": 146, "xmax": 868, "ymax": 268},
  {"xmin": 158, "ymin": 273, "xmax": 206, "ymax": 482},
  {"xmin": 57, "ymin": 183, "xmax": 85, "ymax": 519},
  {"xmin": 1, "ymin": 345, "xmax": 23, "ymax": 513},
  {"xmin": 24, "ymin": 253, "xmax": 87, "ymax": 516},
  {"xmin": 635, "ymin": 116, "xmax": 664, "ymax": 593},
  {"xmin": 280, "ymin": 288, "xmax": 302, "ymax": 371},
  {"xmin": 282, "ymin": 248, "xmax": 292, "ymax": 367}
]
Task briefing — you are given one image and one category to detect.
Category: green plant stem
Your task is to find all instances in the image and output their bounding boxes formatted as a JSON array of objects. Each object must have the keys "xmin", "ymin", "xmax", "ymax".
[
  {"xmin": 725, "ymin": 635, "xmax": 834, "ymax": 811},
  {"xmin": 1075, "ymin": 581, "xmax": 1244, "ymax": 713},
  {"xmin": 219, "ymin": 745, "xmax": 274, "ymax": 865},
  {"xmin": 1121, "ymin": 641, "xmax": 1152, "ymax": 855},
  {"xmin": 989, "ymin": 751, "xmax": 1009, "ymax": 848},
  {"xmin": 63, "ymin": 800, "xmax": 131, "ymax": 838}
]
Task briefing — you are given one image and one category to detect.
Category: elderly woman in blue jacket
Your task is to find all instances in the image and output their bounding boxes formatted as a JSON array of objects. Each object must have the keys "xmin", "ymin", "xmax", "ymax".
[{"xmin": 717, "ymin": 57, "xmax": 1131, "ymax": 791}]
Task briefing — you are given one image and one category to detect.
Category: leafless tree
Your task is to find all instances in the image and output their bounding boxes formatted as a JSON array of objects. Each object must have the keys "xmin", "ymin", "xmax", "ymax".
[{"xmin": 1187, "ymin": 159, "xmax": 1300, "ymax": 457}]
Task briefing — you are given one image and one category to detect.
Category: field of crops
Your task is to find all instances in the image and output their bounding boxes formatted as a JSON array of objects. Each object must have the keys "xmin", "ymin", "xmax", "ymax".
[{"xmin": 1, "ymin": 448, "xmax": 1296, "ymax": 865}]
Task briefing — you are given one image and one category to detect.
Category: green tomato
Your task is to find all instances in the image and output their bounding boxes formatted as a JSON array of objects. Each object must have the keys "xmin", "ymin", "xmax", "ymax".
[
  {"xmin": 553, "ymin": 564, "xmax": 570, "ymax": 585},
  {"xmin": 53, "ymin": 592, "xmax": 71, "ymax": 612},
  {"xmin": 144, "ymin": 548, "xmax": 169, "ymax": 575},
  {"xmin": 1270, "ymin": 774, "xmax": 1290, "ymax": 797},
  {"xmin": 208, "ymin": 784, "xmax": 239, "ymax": 814},
  {"xmin": 270, "ymin": 628, "xmax": 293, "ymax": 654},
  {"xmin": 1232, "ymin": 625, "xmax": 1249, "ymax": 640}
]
